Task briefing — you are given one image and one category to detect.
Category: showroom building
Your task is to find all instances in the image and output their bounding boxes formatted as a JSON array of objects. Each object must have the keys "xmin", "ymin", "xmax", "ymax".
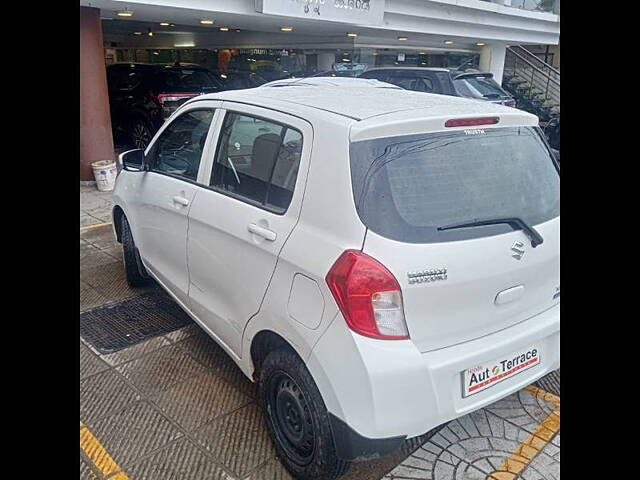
[{"xmin": 79, "ymin": 0, "xmax": 560, "ymax": 180}]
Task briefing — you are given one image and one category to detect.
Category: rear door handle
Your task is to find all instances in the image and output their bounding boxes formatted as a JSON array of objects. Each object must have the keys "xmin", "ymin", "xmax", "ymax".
[
  {"xmin": 248, "ymin": 223, "xmax": 277, "ymax": 241},
  {"xmin": 173, "ymin": 196, "xmax": 190, "ymax": 207}
]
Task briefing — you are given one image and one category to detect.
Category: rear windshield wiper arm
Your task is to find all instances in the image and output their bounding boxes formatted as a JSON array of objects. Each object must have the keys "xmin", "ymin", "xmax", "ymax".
[{"xmin": 438, "ymin": 217, "xmax": 544, "ymax": 247}]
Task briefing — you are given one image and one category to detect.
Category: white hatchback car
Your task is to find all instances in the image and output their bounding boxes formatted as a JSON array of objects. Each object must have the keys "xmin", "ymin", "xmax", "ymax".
[{"xmin": 113, "ymin": 79, "xmax": 560, "ymax": 480}]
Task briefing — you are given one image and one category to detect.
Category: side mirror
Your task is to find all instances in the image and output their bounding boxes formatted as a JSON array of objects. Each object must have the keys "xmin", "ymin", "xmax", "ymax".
[{"xmin": 119, "ymin": 149, "xmax": 145, "ymax": 172}]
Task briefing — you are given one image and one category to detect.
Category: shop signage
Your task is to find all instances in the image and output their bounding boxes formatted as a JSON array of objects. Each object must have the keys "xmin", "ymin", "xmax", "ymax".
[
  {"xmin": 255, "ymin": 0, "xmax": 384, "ymax": 26},
  {"xmin": 238, "ymin": 48, "xmax": 298, "ymax": 55}
]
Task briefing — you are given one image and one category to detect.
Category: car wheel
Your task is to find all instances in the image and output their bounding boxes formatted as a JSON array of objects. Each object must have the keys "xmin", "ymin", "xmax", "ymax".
[
  {"xmin": 259, "ymin": 349, "xmax": 350, "ymax": 480},
  {"xmin": 121, "ymin": 216, "xmax": 150, "ymax": 287},
  {"xmin": 131, "ymin": 119, "xmax": 153, "ymax": 150}
]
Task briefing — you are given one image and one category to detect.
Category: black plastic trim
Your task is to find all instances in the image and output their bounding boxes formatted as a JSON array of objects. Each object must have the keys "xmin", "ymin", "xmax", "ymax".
[{"xmin": 328, "ymin": 413, "xmax": 406, "ymax": 462}]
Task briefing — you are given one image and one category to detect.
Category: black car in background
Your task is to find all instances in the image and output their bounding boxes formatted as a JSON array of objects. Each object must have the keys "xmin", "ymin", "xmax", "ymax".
[
  {"xmin": 208, "ymin": 69, "xmax": 267, "ymax": 90},
  {"xmin": 545, "ymin": 116, "xmax": 560, "ymax": 151},
  {"xmin": 358, "ymin": 67, "xmax": 458, "ymax": 96},
  {"xmin": 107, "ymin": 63, "xmax": 223, "ymax": 149},
  {"xmin": 451, "ymin": 71, "xmax": 516, "ymax": 107}
]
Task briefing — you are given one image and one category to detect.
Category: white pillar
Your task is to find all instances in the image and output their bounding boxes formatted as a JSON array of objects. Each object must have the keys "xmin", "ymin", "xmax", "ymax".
[
  {"xmin": 318, "ymin": 52, "xmax": 335, "ymax": 71},
  {"xmin": 479, "ymin": 44, "xmax": 507, "ymax": 84}
]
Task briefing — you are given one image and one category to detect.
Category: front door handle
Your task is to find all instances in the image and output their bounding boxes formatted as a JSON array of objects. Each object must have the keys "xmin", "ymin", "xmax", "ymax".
[
  {"xmin": 173, "ymin": 196, "xmax": 190, "ymax": 207},
  {"xmin": 248, "ymin": 223, "xmax": 277, "ymax": 241}
]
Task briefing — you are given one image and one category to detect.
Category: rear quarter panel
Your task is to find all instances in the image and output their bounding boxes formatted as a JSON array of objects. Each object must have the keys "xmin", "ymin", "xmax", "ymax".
[{"xmin": 240, "ymin": 113, "xmax": 366, "ymax": 374}]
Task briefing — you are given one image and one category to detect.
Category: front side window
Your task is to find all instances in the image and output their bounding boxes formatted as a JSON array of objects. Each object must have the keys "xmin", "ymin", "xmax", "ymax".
[
  {"xmin": 146, "ymin": 109, "xmax": 215, "ymax": 181},
  {"xmin": 360, "ymin": 71, "xmax": 390, "ymax": 83},
  {"xmin": 210, "ymin": 112, "xmax": 303, "ymax": 213}
]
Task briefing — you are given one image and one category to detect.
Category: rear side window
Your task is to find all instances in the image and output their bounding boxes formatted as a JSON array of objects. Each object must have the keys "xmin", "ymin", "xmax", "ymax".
[
  {"xmin": 435, "ymin": 72, "xmax": 456, "ymax": 95},
  {"xmin": 350, "ymin": 127, "xmax": 559, "ymax": 243},
  {"xmin": 415, "ymin": 77, "xmax": 435, "ymax": 92},
  {"xmin": 210, "ymin": 113, "xmax": 303, "ymax": 213},
  {"xmin": 388, "ymin": 72, "xmax": 420, "ymax": 90}
]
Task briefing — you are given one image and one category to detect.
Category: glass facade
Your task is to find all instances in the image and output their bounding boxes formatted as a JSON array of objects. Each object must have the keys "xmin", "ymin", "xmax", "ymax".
[{"xmin": 114, "ymin": 46, "xmax": 479, "ymax": 78}]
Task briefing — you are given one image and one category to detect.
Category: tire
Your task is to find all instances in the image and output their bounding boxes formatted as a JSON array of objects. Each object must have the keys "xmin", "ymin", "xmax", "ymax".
[
  {"xmin": 259, "ymin": 349, "xmax": 350, "ymax": 480},
  {"xmin": 121, "ymin": 216, "xmax": 150, "ymax": 288},
  {"xmin": 130, "ymin": 118, "xmax": 154, "ymax": 150}
]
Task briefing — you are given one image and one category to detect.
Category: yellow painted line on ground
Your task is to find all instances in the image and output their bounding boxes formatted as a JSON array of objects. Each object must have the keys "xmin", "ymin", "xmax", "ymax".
[
  {"xmin": 486, "ymin": 387, "xmax": 560, "ymax": 480},
  {"xmin": 524, "ymin": 384, "xmax": 560, "ymax": 407},
  {"xmin": 80, "ymin": 221, "xmax": 112, "ymax": 232},
  {"xmin": 80, "ymin": 422, "xmax": 129, "ymax": 479}
]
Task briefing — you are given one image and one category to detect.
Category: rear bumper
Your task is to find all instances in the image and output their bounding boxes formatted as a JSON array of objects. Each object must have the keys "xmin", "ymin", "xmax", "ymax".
[{"xmin": 307, "ymin": 303, "xmax": 559, "ymax": 458}]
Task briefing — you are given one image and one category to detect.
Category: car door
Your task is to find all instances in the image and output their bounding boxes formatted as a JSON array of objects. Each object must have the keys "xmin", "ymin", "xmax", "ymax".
[
  {"xmin": 186, "ymin": 103, "xmax": 312, "ymax": 356},
  {"xmin": 132, "ymin": 104, "xmax": 217, "ymax": 307}
]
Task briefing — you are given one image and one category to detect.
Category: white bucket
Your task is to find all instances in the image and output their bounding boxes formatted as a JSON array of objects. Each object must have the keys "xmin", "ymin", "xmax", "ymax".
[{"xmin": 91, "ymin": 160, "xmax": 118, "ymax": 192}]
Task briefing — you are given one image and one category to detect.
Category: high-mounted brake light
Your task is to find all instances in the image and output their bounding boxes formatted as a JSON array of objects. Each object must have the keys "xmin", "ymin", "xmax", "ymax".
[
  {"xmin": 445, "ymin": 117, "xmax": 499, "ymax": 128},
  {"xmin": 325, "ymin": 250, "xmax": 409, "ymax": 340}
]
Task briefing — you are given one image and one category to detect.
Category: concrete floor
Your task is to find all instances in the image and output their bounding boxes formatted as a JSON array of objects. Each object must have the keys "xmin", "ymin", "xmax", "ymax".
[{"xmin": 80, "ymin": 185, "xmax": 560, "ymax": 480}]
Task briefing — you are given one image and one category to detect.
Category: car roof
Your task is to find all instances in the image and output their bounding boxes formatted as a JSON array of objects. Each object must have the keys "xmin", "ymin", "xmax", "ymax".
[
  {"xmin": 260, "ymin": 77, "xmax": 401, "ymax": 89},
  {"xmin": 363, "ymin": 67, "xmax": 451, "ymax": 73},
  {"xmin": 189, "ymin": 80, "xmax": 536, "ymax": 123}
]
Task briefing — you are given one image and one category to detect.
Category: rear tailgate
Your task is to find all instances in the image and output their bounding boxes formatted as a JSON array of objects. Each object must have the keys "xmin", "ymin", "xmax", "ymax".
[
  {"xmin": 349, "ymin": 112, "xmax": 560, "ymax": 353},
  {"xmin": 363, "ymin": 220, "xmax": 559, "ymax": 352}
]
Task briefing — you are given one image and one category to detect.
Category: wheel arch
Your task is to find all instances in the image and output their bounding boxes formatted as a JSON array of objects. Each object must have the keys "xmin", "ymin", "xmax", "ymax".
[
  {"xmin": 112, "ymin": 205, "xmax": 125, "ymax": 243},
  {"xmin": 250, "ymin": 330, "xmax": 300, "ymax": 382}
]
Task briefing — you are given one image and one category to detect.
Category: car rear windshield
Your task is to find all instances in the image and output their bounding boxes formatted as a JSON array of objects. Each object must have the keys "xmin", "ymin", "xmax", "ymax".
[
  {"xmin": 454, "ymin": 76, "xmax": 508, "ymax": 99},
  {"xmin": 350, "ymin": 126, "xmax": 559, "ymax": 243},
  {"xmin": 156, "ymin": 68, "xmax": 222, "ymax": 92}
]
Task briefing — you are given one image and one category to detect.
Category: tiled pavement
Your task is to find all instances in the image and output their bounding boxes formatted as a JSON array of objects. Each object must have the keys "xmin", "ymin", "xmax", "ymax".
[
  {"xmin": 81, "ymin": 183, "xmax": 114, "ymax": 227},
  {"xmin": 80, "ymin": 185, "xmax": 560, "ymax": 480}
]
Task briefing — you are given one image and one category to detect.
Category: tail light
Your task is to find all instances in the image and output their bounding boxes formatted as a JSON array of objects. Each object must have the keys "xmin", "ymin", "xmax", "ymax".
[
  {"xmin": 325, "ymin": 250, "xmax": 409, "ymax": 340},
  {"xmin": 153, "ymin": 93, "xmax": 200, "ymax": 104}
]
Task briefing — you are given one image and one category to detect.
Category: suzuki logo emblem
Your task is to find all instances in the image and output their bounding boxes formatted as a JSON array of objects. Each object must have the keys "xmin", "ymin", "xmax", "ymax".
[{"xmin": 511, "ymin": 241, "xmax": 525, "ymax": 260}]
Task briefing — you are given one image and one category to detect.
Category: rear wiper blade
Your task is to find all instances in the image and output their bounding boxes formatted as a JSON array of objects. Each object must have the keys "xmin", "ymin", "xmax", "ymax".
[{"xmin": 437, "ymin": 217, "xmax": 544, "ymax": 247}]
